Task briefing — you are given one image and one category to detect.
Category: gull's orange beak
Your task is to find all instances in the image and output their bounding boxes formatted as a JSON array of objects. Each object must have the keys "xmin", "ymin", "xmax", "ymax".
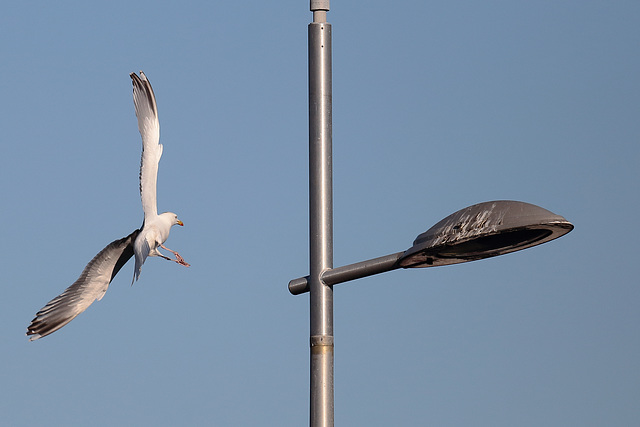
[{"xmin": 177, "ymin": 220, "xmax": 184, "ymax": 226}]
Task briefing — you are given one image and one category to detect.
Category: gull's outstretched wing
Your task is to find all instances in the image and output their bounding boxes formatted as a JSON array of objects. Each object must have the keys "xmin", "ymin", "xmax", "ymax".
[
  {"xmin": 131, "ymin": 71, "xmax": 161, "ymax": 220},
  {"xmin": 26, "ymin": 229, "xmax": 140, "ymax": 341}
]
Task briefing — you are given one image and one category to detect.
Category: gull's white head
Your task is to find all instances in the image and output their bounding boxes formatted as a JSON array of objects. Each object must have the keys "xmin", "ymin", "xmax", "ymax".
[{"xmin": 161, "ymin": 212, "xmax": 184, "ymax": 227}]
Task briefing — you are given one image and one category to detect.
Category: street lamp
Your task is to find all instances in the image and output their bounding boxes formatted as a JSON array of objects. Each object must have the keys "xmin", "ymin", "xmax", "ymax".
[
  {"xmin": 289, "ymin": 200, "xmax": 573, "ymax": 295},
  {"xmin": 398, "ymin": 200, "xmax": 573, "ymax": 268},
  {"xmin": 293, "ymin": 2, "xmax": 573, "ymax": 426}
]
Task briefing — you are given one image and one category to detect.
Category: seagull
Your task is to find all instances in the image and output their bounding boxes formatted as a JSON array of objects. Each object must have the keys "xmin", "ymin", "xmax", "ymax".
[
  {"xmin": 26, "ymin": 71, "xmax": 189, "ymax": 341},
  {"xmin": 129, "ymin": 71, "xmax": 189, "ymax": 281}
]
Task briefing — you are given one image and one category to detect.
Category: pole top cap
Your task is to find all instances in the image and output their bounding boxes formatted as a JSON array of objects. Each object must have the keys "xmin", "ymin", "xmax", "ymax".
[{"xmin": 310, "ymin": 0, "xmax": 330, "ymax": 12}]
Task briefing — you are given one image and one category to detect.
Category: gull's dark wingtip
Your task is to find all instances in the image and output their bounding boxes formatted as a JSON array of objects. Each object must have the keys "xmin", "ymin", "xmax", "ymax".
[
  {"xmin": 130, "ymin": 71, "xmax": 157, "ymax": 118},
  {"xmin": 130, "ymin": 71, "xmax": 141, "ymax": 85}
]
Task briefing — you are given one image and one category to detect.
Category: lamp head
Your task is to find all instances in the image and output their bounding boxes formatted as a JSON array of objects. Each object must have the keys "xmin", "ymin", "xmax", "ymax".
[{"xmin": 398, "ymin": 200, "xmax": 573, "ymax": 268}]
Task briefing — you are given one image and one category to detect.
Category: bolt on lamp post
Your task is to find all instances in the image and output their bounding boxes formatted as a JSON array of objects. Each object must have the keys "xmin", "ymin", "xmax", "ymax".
[{"xmin": 293, "ymin": 2, "xmax": 573, "ymax": 426}]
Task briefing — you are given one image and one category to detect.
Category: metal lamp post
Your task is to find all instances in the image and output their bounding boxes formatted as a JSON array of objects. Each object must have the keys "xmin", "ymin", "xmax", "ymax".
[
  {"xmin": 295, "ymin": 2, "xmax": 573, "ymax": 426},
  {"xmin": 308, "ymin": 2, "xmax": 334, "ymax": 426}
]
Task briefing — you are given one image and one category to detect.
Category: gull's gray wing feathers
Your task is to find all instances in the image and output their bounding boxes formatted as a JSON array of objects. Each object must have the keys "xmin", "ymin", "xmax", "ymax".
[
  {"xmin": 133, "ymin": 229, "xmax": 152, "ymax": 283},
  {"xmin": 26, "ymin": 229, "xmax": 140, "ymax": 341}
]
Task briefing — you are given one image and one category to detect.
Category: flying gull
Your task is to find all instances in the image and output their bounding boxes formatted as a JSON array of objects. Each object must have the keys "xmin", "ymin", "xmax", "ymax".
[{"xmin": 26, "ymin": 71, "xmax": 189, "ymax": 341}]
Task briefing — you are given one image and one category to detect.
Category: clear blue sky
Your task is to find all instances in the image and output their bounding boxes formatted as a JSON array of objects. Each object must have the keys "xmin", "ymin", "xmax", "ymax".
[{"xmin": 2, "ymin": 1, "xmax": 638, "ymax": 426}]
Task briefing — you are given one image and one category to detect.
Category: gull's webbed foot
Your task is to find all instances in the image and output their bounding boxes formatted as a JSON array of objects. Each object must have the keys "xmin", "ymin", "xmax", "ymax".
[{"xmin": 160, "ymin": 244, "xmax": 190, "ymax": 267}]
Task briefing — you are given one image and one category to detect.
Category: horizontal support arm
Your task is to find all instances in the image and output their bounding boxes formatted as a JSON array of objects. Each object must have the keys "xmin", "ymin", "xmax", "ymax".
[{"xmin": 288, "ymin": 251, "xmax": 405, "ymax": 295}]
